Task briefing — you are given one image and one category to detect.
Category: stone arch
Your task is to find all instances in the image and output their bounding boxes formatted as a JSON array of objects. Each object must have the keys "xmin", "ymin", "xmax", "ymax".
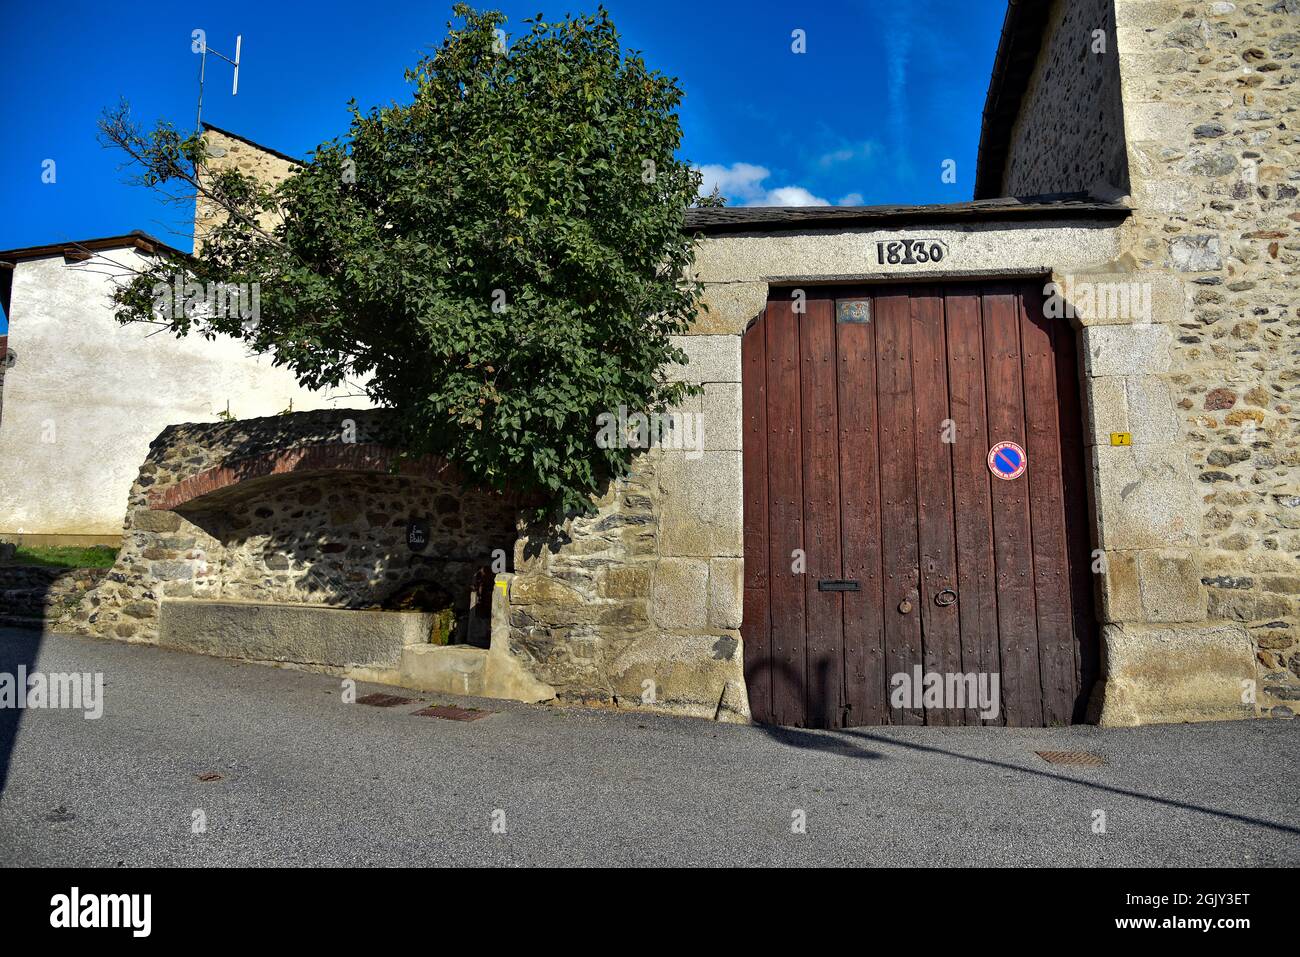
[{"xmin": 148, "ymin": 442, "xmax": 461, "ymax": 512}]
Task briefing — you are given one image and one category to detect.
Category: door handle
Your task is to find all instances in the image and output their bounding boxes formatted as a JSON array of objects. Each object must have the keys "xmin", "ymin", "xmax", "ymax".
[{"xmin": 935, "ymin": 588, "xmax": 957, "ymax": 607}]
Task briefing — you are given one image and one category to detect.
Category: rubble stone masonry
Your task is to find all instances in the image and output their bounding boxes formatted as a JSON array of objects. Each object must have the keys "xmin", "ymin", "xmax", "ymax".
[{"xmin": 1099, "ymin": 0, "xmax": 1298, "ymax": 718}]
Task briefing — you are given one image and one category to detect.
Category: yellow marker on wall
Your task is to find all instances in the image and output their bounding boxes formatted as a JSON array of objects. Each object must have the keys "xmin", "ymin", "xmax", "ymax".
[{"xmin": 1110, "ymin": 432, "xmax": 1132, "ymax": 446}]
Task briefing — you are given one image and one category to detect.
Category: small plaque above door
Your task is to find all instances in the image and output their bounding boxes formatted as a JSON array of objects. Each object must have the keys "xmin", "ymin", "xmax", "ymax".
[{"xmin": 837, "ymin": 299, "xmax": 871, "ymax": 324}]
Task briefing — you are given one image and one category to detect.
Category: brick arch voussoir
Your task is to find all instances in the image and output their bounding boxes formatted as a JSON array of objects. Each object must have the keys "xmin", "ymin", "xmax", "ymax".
[{"xmin": 148, "ymin": 443, "xmax": 461, "ymax": 511}]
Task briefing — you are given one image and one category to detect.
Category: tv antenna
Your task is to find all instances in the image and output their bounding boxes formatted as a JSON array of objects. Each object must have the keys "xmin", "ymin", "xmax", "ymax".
[{"xmin": 194, "ymin": 31, "xmax": 242, "ymax": 131}]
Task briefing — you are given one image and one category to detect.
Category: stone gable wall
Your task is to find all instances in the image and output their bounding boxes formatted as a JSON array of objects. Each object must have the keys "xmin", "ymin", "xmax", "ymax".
[
  {"xmin": 195, "ymin": 127, "xmax": 301, "ymax": 252},
  {"xmin": 1002, "ymin": 0, "xmax": 1130, "ymax": 197},
  {"xmin": 992, "ymin": 0, "xmax": 1299, "ymax": 720},
  {"xmin": 1109, "ymin": 0, "xmax": 1298, "ymax": 717}
]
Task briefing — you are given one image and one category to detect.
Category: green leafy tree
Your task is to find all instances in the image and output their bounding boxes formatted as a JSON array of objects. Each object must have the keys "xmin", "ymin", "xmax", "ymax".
[{"xmin": 101, "ymin": 4, "xmax": 704, "ymax": 516}]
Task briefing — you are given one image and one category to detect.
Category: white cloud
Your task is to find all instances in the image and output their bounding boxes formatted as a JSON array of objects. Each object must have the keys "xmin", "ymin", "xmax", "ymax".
[
  {"xmin": 695, "ymin": 162, "xmax": 829, "ymax": 207},
  {"xmin": 816, "ymin": 142, "xmax": 880, "ymax": 170},
  {"xmin": 762, "ymin": 186, "xmax": 830, "ymax": 206},
  {"xmin": 837, "ymin": 192, "xmax": 864, "ymax": 206}
]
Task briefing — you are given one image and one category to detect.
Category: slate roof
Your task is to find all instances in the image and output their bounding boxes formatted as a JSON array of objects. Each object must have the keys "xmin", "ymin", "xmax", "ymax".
[{"xmin": 682, "ymin": 193, "xmax": 1130, "ymax": 234}]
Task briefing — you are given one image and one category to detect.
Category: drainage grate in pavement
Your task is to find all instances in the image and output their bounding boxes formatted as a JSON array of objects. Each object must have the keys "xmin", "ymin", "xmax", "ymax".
[
  {"xmin": 356, "ymin": 693, "xmax": 413, "ymax": 707},
  {"xmin": 1035, "ymin": 750, "xmax": 1104, "ymax": 766},
  {"xmin": 412, "ymin": 705, "xmax": 492, "ymax": 722}
]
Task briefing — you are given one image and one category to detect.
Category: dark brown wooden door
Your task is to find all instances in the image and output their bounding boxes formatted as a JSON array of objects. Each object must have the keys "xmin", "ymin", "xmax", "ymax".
[{"xmin": 741, "ymin": 282, "xmax": 1096, "ymax": 728}]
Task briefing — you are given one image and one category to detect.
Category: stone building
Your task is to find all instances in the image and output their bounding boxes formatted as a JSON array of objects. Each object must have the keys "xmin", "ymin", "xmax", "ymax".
[{"xmin": 69, "ymin": 0, "xmax": 1297, "ymax": 727}]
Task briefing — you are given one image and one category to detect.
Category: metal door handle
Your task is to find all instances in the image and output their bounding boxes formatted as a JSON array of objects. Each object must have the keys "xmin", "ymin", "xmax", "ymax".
[{"xmin": 935, "ymin": 589, "xmax": 957, "ymax": 607}]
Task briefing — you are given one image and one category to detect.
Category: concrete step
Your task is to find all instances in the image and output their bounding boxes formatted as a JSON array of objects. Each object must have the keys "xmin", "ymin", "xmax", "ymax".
[{"xmin": 399, "ymin": 644, "xmax": 488, "ymax": 697}]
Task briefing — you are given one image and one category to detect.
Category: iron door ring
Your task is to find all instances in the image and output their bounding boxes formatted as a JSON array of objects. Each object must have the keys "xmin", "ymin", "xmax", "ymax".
[{"xmin": 935, "ymin": 589, "xmax": 957, "ymax": 607}]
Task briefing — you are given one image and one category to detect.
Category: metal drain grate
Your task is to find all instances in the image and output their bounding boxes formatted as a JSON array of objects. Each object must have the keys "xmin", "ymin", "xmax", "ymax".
[
  {"xmin": 413, "ymin": 705, "xmax": 492, "ymax": 722},
  {"xmin": 1035, "ymin": 750, "xmax": 1104, "ymax": 766},
  {"xmin": 356, "ymin": 693, "xmax": 413, "ymax": 707}
]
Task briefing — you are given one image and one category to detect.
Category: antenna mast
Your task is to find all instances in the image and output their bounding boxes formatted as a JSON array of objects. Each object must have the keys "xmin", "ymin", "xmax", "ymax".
[{"xmin": 195, "ymin": 32, "xmax": 242, "ymax": 131}]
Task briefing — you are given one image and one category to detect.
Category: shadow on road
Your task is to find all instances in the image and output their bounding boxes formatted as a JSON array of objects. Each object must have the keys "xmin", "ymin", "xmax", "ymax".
[
  {"xmin": 835, "ymin": 727, "xmax": 1300, "ymax": 837},
  {"xmin": 0, "ymin": 627, "xmax": 43, "ymax": 795}
]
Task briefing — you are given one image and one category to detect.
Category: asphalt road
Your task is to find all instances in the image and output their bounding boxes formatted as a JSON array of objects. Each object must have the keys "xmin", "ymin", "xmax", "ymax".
[{"xmin": 0, "ymin": 627, "xmax": 1295, "ymax": 867}]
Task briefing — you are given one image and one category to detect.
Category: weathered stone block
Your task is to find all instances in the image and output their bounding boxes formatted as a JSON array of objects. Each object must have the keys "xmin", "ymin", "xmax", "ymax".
[
  {"xmin": 1136, "ymin": 549, "xmax": 1206, "ymax": 622},
  {"xmin": 652, "ymin": 558, "xmax": 709, "ymax": 631},
  {"xmin": 511, "ymin": 575, "xmax": 585, "ymax": 606},
  {"xmin": 664, "ymin": 334, "xmax": 741, "ymax": 384},
  {"xmin": 1085, "ymin": 377, "xmax": 1129, "ymax": 445},
  {"xmin": 1124, "ymin": 376, "xmax": 1180, "ymax": 445},
  {"xmin": 1098, "ymin": 551, "xmax": 1141, "ymax": 623},
  {"xmin": 703, "ymin": 382, "xmax": 742, "ymax": 452},
  {"xmin": 692, "ymin": 281, "xmax": 767, "ymax": 336},
  {"xmin": 605, "ymin": 632, "xmax": 749, "ymax": 722},
  {"xmin": 132, "ymin": 509, "xmax": 182, "ymax": 533},
  {"xmin": 1123, "ymin": 100, "xmax": 1200, "ymax": 143},
  {"xmin": 707, "ymin": 558, "xmax": 743, "ymax": 630},
  {"xmin": 657, "ymin": 451, "xmax": 743, "ymax": 557},
  {"xmin": 158, "ymin": 599, "xmax": 433, "ymax": 668},
  {"xmin": 1093, "ymin": 445, "xmax": 1198, "ymax": 549},
  {"xmin": 1082, "ymin": 324, "xmax": 1173, "ymax": 377},
  {"xmin": 1094, "ymin": 621, "xmax": 1256, "ymax": 726},
  {"xmin": 602, "ymin": 566, "xmax": 650, "ymax": 599}
]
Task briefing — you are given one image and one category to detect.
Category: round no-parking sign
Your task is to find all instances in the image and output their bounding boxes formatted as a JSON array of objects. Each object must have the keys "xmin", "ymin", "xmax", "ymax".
[{"xmin": 988, "ymin": 441, "xmax": 1027, "ymax": 481}]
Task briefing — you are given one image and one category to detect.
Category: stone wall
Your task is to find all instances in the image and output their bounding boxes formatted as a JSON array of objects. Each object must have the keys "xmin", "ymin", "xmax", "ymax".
[
  {"xmin": 1106, "ymin": 0, "xmax": 1300, "ymax": 718},
  {"xmin": 1002, "ymin": 0, "xmax": 1130, "ymax": 197},
  {"xmin": 990, "ymin": 0, "xmax": 1298, "ymax": 721},
  {"xmin": 68, "ymin": 410, "xmax": 517, "ymax": 645},
  {"xmin": 195, "ymin": 126, "xmax": 301, "ymax": 251},
  {"xmin": 0, "ymin": 564, "xmax": 107, "ymax": 629},
  {"xmin": 501, "ymin": 217, "xmax": 1130, "ymax": 723}
]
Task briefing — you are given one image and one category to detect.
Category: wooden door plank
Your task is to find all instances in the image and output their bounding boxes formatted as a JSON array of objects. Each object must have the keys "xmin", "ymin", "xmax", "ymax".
[
  {"xmin": 874, "ymin": 290, "xmax": 924, "ymax": 725},
  {"xmin": 943, "ymin": 288, "xmax": 1002, "ymax": 725},
  {"xmin": 741, "ymin": 311, "xmax": 772, "ymax": 724},
  {"xmin": 981, "ymin": 286, "xmax": 1043, "ymax": 727},
  {"xmin": 1019, "ymin": 287, "xmax": 1077, "ymax": 726},
  {"xmin": 1053, "ymin": 316, "xmax": 1099, "ymax": 721},
  {"xmin": 800, "ymin": 298, "xmax": 845, "ymax": 728},
  {"xmin": 909, "ymin": 287, "xmax": 962, "ymax": 725},
  {"xmin": 765, "ymin": 296, "xmax": 807, "ymax": 727},
  {"xmin": 836, "ymin": 296, "xmax": 887, "ymax": 725}
]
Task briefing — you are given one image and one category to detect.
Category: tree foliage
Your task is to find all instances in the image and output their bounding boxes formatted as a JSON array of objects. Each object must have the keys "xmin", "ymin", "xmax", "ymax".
[{"xmin": 103, "ymin": 4, "xmax": 705, "ymax": 516}]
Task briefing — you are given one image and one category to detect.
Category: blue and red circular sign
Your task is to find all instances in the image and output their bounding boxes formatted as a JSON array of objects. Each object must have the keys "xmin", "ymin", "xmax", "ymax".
[{"xmin": 988, "ymin": 441, "xmax": 1027, "ymax": 481}]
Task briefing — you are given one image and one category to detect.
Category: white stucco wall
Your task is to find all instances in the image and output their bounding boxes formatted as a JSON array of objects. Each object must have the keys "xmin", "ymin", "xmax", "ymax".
[{"xmin": 0, "ymin": 247, "xmax": 370, "ymax": 537}]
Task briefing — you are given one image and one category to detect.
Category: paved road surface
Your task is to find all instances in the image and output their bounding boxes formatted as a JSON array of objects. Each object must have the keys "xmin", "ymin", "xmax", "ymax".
[{"xmin": 0, "ymin": 628, "xmax": 1295, "ymax": 866}]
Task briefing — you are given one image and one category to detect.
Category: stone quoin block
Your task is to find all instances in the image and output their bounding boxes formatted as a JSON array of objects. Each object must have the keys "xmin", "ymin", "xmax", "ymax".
[
  {"xmin": 1082, "ymin": 324, "xmax": 1173, "ymax": 377},
  {"xmin": 1093, "ymin": 445, "xmax": 1199, "ymax": 550},
  {"xmin": 691, "ymin": 281, "xmax": 768, "ymax": 336},
  {"xmin": 702, "ymin": 383, "xmax": 743, "ymax": 452},
  {"xmin": 664, "ymin": 334, "xmax": 741, "ymax": 385},
  {"xmin": 656, "ymin": 451, "xmax": 743, "ymax": 558},
  {"xmin": 1136, "ymin": 549, "xmax": 1207, "ymax": 623},
  {"xmin": 707, "ymin": 557, "xmax": 744, "ymax": 630},
  {"xmin": 652, "ymin": 557, "xmax": 709, "ymax": 631}
]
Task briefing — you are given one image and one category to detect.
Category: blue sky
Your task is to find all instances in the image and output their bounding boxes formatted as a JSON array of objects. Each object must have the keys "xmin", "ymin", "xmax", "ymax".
[{"xmin": 0, "ymin": 0, "xmax": 1008, "ymax": 330}]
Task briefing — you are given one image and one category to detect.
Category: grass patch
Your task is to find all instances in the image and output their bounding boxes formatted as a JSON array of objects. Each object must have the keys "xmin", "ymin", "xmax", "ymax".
[{"xmin": 8, "ymin": 545, "xmax": 119, "ymax": 569}]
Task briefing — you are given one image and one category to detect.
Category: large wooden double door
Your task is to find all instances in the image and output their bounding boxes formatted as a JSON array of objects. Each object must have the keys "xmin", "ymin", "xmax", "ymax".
[{"xmin": 740, "ymin": 282, "xmax": 1096, "ymax": 728}]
